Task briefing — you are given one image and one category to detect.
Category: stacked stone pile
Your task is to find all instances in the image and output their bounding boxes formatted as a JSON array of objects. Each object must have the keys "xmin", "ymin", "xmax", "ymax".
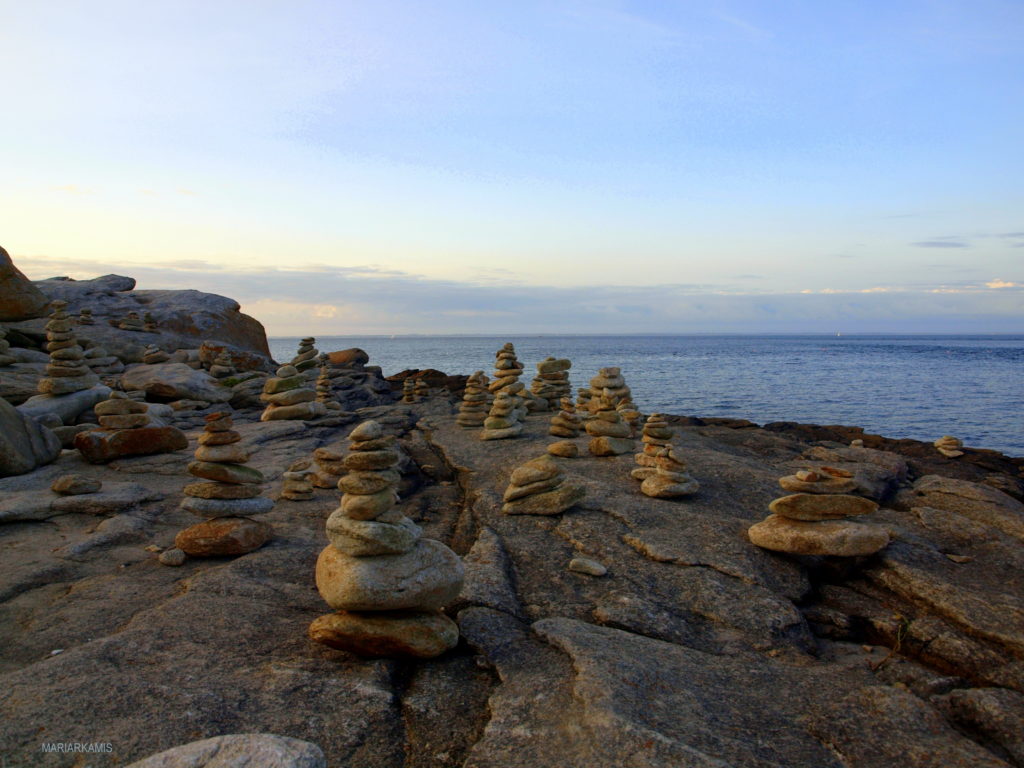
[
  {"xmin": 414, "ymin": 378, "xmax": 430, "ymax": 401},
  {"xmin": 633, "ymin": 414, "xmax": 672, "ymax": 473},
  {"xmin": 143, "ymin": 344, "xmax": 170, "ymax": 364},
  {"xmin": 84, "ymin": 345, "xmax": 124, "ymax": 374},
  {"xmin": 501, "ymin": 455, "xmax": 585, "ymax": 515},
  {"xmin": 311, "ymin": 444, "xmax": 346, "ymax": 489},
  {"xmin": 481, "ymin": 391, "xmax": 523, "ymax": 440},
  {"xmin": 208, "ymin": 350, "xmax": 236, "ymax": 379},
  {"xmin": 176, "ymin": 412, "xmax": 273, "ymax": 556},
  {"xmin": 281, "ymin": 458, "xmax": 316, "ymax": 501},
  {"xmin": 934, "ymin": 435, "xmax": 964, "ymax": 458},
  {"xmin": 260, "ymin": 364, "xmax": 325, "ymax": 421},
  {"xmin": 575, "ymin": 387, "xmax": 594, "ymax": 419},
  {"xmin": 291, "ymin": 337, "xmax": 319, "ymax": 373},
  {"xmin": 316, "ymin": 356, "xmax": 342, "ymax": 411},
  {"xmin": 74, "ymin": 391, "xmax": 188, "ymax": 463},
  {"xmin": 0, "ymin": 328, "xmax": 14, "ymax": 366},
  {"xmin": 616, "ymin": 397, "xmax": 643, "ymax": 430},
  {"xmin": 549, "ymin": 397, "xmax": 582, "ymax": 438},
  {"xmin": 78, "ymin": 307, "xmax": 95, "ymax": 325},
  {"xmin": 530, "ymin": 357, "xmax": 572, "ymax": 410},
  {"xmin": 401, "ymin": 378, "xmax": 417, "ymax": 403},
  {"xmin": 143, "ymin": 312, "xmax": 158, "ymax": 332},
  {"xmin": 487, "ymin": 343, "xmax": 527, "ymax": 420},
  {"xmin": 456, "ymin": 371, "xmax": 490, "ymax": 428},
  {"xmin": 747, "ymin": 467, "xmax": 889, "ymax": 556},
  {"xmin": 583, "ymin": 367, "xmax": 632, "ymax": 414},
  {"xmin": 119, "ymin": 311, "xmax": 145, "ymax": 331},
  {"xmin": 38, "ymin": 301, "xmax": 101, "ymax": 395},
  {"xmin": 585, "ymin": 391, "xmax": 635, "ymax": 456},
  {"xmin": 308, "ymin": 420, "xmax": 464, "ymax": 658},
  {"xmin": 630, "ymin": 414, "xmax": 701, "ymax": 498}
]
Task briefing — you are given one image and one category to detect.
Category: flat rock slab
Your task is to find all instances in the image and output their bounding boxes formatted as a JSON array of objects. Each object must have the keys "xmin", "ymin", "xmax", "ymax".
[
  {"xmin": 125, "ymin": 733, "xmax": 325, "ymax": 767},
  {"xmin": 748, "ymin": 513, "xmax": 890, "ymax": 556}
]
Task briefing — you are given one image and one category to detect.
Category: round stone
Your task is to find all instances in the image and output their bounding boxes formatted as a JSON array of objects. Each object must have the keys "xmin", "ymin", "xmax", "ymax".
[
  {"xmin": 547, "ymin": 441, "xmax": 579, "ymax": 458},
  {"xmin": 194, "ymin": 443, "xmax": 251, "ymax": 464},
  {"xmin": 339, "ymin": 488, "xmax": 397, "ymax": 520},
  {"xmin": 175, "ymin": 517, "xmax": 272, "ymax": 556}
]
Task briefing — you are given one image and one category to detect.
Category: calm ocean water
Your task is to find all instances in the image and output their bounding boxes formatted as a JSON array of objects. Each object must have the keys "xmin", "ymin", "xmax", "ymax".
[{"xmin": 269, "ymin": 335, "xmax": 1024, "ymax": 456}]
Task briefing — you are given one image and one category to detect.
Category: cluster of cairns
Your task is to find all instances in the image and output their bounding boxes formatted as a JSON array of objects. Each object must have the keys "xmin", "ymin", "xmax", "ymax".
[
  {"xmin": 502, "ymin": 455, "xmax": 585, "ymax": 515},
  {"xmin": 456, "ymin": 371, "xmax": 490, "ymax": 427},
  {"xmin": 118, "ymin": 311, "xmax": 145, "ymax": 332},
  {"xmin": 0, "ymin": 328, "xmax": 14, "ymax": 367},
  {"xmin": 74, "ymin": 391, "xmax": 188, "ymax": 463},
  {"xmin": 209, "ymin": 350, "xmax": 236, "ymax": 379},
  {"xmin": 260, "ymin": 364, "xmax": 325, "ymax": 421},
  {"xmin": 481, "ymin": 344, "xmax": 528, "ymax": 440},
  {"xmin": 291, "ymin": 337, "xmax": 319, "ymax": 373},
  {"xmin": 142, "ymin": 344, "xmax": 170, "ymax": 364},
  {"xmin": 549, "ymin": 397, "xmax": 582, "ymax": 438},
  {"xmin": 315, "ymin": 355, "xmax": 342, "ymax": 411},
  {"xmin": 585, "ymin": 392, "xmax": 635, "ymax": 456},
  {"xmin": 401, "ymin": 377, "xmax": 429, "ymax": 403},
  {"xmin": 281, "ymin": 458, "xmax": 316, "ymax": 500},
  {"xmin": 308, "ymin": 420, "xmax": 464, "ymax": 658},
  {"xmin": 631, "ymin": 414, "xmax": 698, "ymax": 498},
  {"xmin": 175, "ymin": 412, "xmax": 273, "ymax": 558},
  {"xmin": 747, "ymin": 466, "xmax": 889, "ymax": 556},
  {"xmin": 934, "ymin": 435, "xmax": 964, "ymax": 458},
  {"xmin": 38, "ymin": 301, "xmax": 101, "ymax": 395},
  {"xmin": 530, "ymin": 357, "xmax": 572, "ymax": 410},
  {"xmin": 77, "ymin": 307, "xmax": 95, "ymax": 325}
]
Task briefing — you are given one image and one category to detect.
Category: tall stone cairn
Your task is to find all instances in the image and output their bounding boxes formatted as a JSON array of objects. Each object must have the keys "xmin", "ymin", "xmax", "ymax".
[
  {"xmin": 456, "ymin": 371, "xmax": 490, "ymax": 428},
  {"xmin": 316, "ymin": 355, "xmax": 342, "ymax": 411},
  {"xmin": 0, "ymin": 327, "xmax": 14, "ymax": 366},
  {"xmin": 260, "ymin": 364, "xmax": 325, "ymax": 421},
  {"xmin": 77, "ymin": 307, "xmax": 95, "ymax": 325},
  {"xmin": 530, "ymin": 357, "xmax": 572, "ymax": 411},
  {"xmin": 291, "ymin": 337, "xmax": 319, "ymax": 373},
  {"xmin": 747, "ymin": 467, "xmax": 889, "ymax": 556},
  {"xmin": 585, "ymin": 391, "xmax": 635, "ymax": 456},
  {"xmin": 38, "ymin": 301, "xmax": 101, "ymax": 395},
  {"xmin": 401, "ymin": 378, "xmax": 417, "ymax": 403},
  {"xmin": 631, "ymin": 415, "xmax": 698, "ymax": 498},
  {"xmin": 549, "ymin": 397, "xmax": 582, "ymax": 438},
  {"xmin": 308, "ymin": 420, "xmax": 464, "ymax": 658},
  {"xmin": 488, "ymin": 343, "xmax": 527, "ymax": 415}
]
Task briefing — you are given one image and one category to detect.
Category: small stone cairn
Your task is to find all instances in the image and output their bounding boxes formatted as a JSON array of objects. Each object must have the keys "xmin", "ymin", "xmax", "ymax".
[
  {"xmin": 631, "ymin": 414, "xmax": 699, "ymax": 498},
  {"xmin": 502, "ymin": 455, "xmax": 585, "ymax": 515},
  {"xmin": 142, "ymin": 344, "xmax": 170, "ymax": 364},
  {"xmin": 78, "ymin": 307, "xmax": 95, "ymax": 325},
  {"xmin": 934, "ymin": 435, "xmax": 964, "ymax": 458},
  {"xmin": 549, "ymin": 397, "xmax": 582, "ymax": 438},
  {"xmin": 401, "ymin": 378, "xmax": 417, "ymax": 403},
  {"xmin": 291, "ymin": 337, "xmax": 319, "ymax": 373},
  {"xmin": 209, "ymin": 350, "xmax": 236, "ymax": 379},
  {"xmin": 585, "ymin": 391, "xmax": 635, "ymax": 456},
  {"xmin": 414, "ymin": 378, "xmax": 430, "ymax": 401},
  {"xmin": 747, "ymin": 467, "xmax": 889, "ymax": 556},
  {"xmin": 456, "ymin": 371, "xmax": 490, "ymax": 428},
  {"xmin": 311, "ymin": 444, "xmax": 346, "ymax": 489},
  {"xmin": 143, "ymin": 312, "xmax": 158, "ymax": 332},
  {"xmin": 119, "ymin": 311, "xmax": 145, "ymax": 332},
  {"xmin": 75, "ymin": 391, "xmax": 188, "ymax": 463},
  {"xmin": 0, "ymin": 328, "xmax": 14, "ymax": 367},
  {"xmin": 281, "ymin": 458, "xmax": 316, "ymax": 501},
  {"xmin": 575, "ymin": 387, "xmax": 594, "ymax": 420},
  {"xmin": 530, "ymin": 357, "xmax": 572, "ymax": 410},
  {"xmin": 38, "ymin": 301, "xmax": 101, "ymax": 395},
  {"xmin": 308, "ymin": 420, "xmax": 464, "ymax": 658},
  {"xmin": 176, "ymin": 412, "xmax": 273, "ymax": 556},
  {"xmin": 481, "ymin": 391, "xmax": 523, "ymax": 440},
  {"xmin": 316, "ymin": 355, "xmax": 342, "ymax": 411},
  {"xmin": 260, "ymin": 364, "xmax": 325, "ymax": 421},
  {"xmin": 582, "ymin": 367, "xmax": 632, "ymax": 415}
]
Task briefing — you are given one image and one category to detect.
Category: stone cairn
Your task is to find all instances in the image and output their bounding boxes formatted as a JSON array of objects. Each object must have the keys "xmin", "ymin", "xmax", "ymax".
[
  {"xmin": 142, "ymin": 344, "xmax": 170, "ymax": 364},
  {"xmin": 281, "ymin": 458, "xmax": 316, "ymax": 501},
  {"xmin": 502, "ymin": 455, "xmax": 585, "ymax": 515},
  {"xmin": 631, "ymin": 414, "xmax": 699, "ymax": 498},
  {"xmin": 78, "ymin": 307, "xmax": 95, "ymax": 325},
  {"xmin": 530, "ymin": 357, "xmax": 572, "ymax": 411},
  {"xmin": 291, "ymin": 337, "xmax": 319, "ymax": 373},
  {"xmin": 209, "ymin": 350, "xmax": 236, "ymax": 379},
  {"xmin": 580, "ymin": 367, "xmax": 632, "ymax": 416},
  {"xmin": 747, "ymin": 467, "xmax": 889, "ymax": 557},
  {"xmin": 143, "ymin": 312, "xmax": 158, "ymax": 332},
  {"xmin": 934, "ymin": 435, "xmax": 964, "ymax": 458},
  {"xmin": 260, "ymin": 364, "xmax": 325, "ymax": 421},
  {"xmin": 311, "ymin": 444, "xmax": 346, "ymax": 489},
  {"xmin": 585, "ymin": 391, "xmax": 635, "ymax": 456},
  {"xmin": 549, "ymin": 397, "xmax": 582, "ymax": 438},
  {"xmin": 480, "ymin": 343, "xmax": 527, "ymax": 440},
  {"xmin": 575, "ymin": 387, "xmax": 594, "ymax": 420},
  {"xmin": 414, "ymin": 378, "xmax": 430, "ymax": 401},
  {"xmin": 0, "ymin": 328, "xmax": 14, "ymax": 367},
  {"xmin": 456, "ymin": 371, "xmax": 490, "ymax": 428},
  {"xmin": 308, "ymin": 420, "xmax": 464, "ymax": 658},
  {"xmin": 316, "ymin": 355, "xmax": 342, "ymax": 411},
  {"xmin": 38, "ymin": 301, "xmax": 101, "ymax": 395},
  {"xmin": 95, "ymin": 391, "xmax": 152, "ymax": 431},
  {"xmin": 119, "ymin": 311, "xmax": 145, "ymax": 332},
  {"xmin": 176, "ymin": 412, "xmax": 273, "ymax": 556},
  {"xmin": 75, "ymin": 391, "xmax": 188, "ymax": 463},
  {"xmin": 401, "ymin": 378, "xmax": 417, "ymax": 403},
  {"xmin": 84, "ymin": 345, "xmax": 124, "ymax": 375},
  {"xmin": 616, "ymin": 396, "xmax": 643, "ymax": 431}
]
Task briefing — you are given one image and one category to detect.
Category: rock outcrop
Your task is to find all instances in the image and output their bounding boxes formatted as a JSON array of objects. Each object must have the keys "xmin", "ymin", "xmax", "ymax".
[
  {"xmin": 0, "ymin": 245, "xmax": 47, "ymax": 320},
  {"xmin": 935, "ymin": 435, "xmax": 965, "ymax": 458},
  {"xmin": 281, "ymin": 458, "xmax": 316, "ymax": 501},
  {"xmin": 121, "ymin": 362, "xmax": 232, "ymax": 404},
  {"xmin": 37, "ymin": 300, "xmax": 101, "ymax": 395},
  {"xmin": 0, "ymin": 396, "xmax": 61, "ymax": 477},
  {"xmin": 315, "ymin": 355, "xmax": 342, "ymax": 411}
]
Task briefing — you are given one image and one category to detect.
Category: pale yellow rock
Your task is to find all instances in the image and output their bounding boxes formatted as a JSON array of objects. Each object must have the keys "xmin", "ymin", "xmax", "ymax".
[
  {"xmin": 768, "ymin": 493, "xmax": 878, "ymax": 521},
  {"xmin": 747, "ymin": 514, "xmax": 890, "ymax": 556}
]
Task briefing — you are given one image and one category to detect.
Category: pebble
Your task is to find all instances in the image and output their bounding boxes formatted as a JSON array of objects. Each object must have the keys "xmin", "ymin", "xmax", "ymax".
[
  {"xmin": 568, "ymin": 557, "xmax": 607, "ymax": 576},
  {"xmin": 51, "ymin": 474, "xmax": 102, "ymax": 495},
  {"xmin": 158, "ymin": 548, "xmax": 187, "ymax": 566}
]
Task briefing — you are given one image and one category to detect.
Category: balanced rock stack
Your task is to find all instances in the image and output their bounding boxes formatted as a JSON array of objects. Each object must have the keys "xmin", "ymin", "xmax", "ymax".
[
  {"xmin": 308, "ymin": 420, "xmax": 464, "ymax": 658},
  {"xmin": 549, "ymin": 397, "xmax": 582, "ymax": 438},
  {"xmin": 586, "ymin": 367, "xmax": 632, "ymax": 413},
  {"xmin": 585, "ymin": 392, "xmax": 635, "ymax": 456},
  {"xmin": 501, "ymin": 455, "xmax": 585, "ymax": 515},
  {"xmin": 934, "ymin": 435, "xmax": 964, "ymax": 458},
  {"xmin": 639, "ymin": 446, "xmax": 699, "ymax": 499},
  {"xmin": 74, "ymin": 391, "xmax": 188, "ymax": 463},
  {"xmin": 84, "ymin": 345, "xmax": 124, "ymax": 375},
  {"xmin": 401, "ymin": 378, "xmax": 417, "ymax": 403},
  {"xmin": 0, "ymin": 328, "xmax": 14, "ymax": 366},
  {"xmin": 747, "ymin": 467, "xmax": 889, "ymax": 556},
  {"xmin": 311, "ymin": 444, "xmax": 346, "ymax": 488},
  {"xmin": 78, "ymin": 307, "xmax": 95, "ymax": 325},
  {"xmin": 616, "ymin": 396, "xmax": 643, "ymax": 430},
  {"xmin": 575, "ymin": 387, "xmax": 594, "ymax": 419},
  {"xmin": 177, "ymin": 412, "xmax": 273, "ymax": 556},
  {"xmin": 291, "ymin": 337, "xmax": 319, "ymax": 373},
  {"xmin": 260, "ymin": 364, "xmax": 326, "ymax": 421},
  {"xmin": 315, "ymin": 356, "xmax": 342, "ymax": 411},
  {"xmin": 208, "ymin": 350, "xmax": 236, "ymax": 379},
  {"xmin": 143, "ymin": 312, "xmax": 158, "ymax": 332},
  {"xmin": 487, "ymin": 343, "xmax": 527, "ymax": 421},
  {"xmin": 281, "ymin": 458, "xmax": 316, "ymax": 501},
  {"xmin": 119, "ymin": 311, "xmax": 145, "ymax": 332},
  {"xmin": 456, "ymin": 371, "xmax": 490, "ymax": 428},
  {"xmin": 530, "ymin": 357, "xmax": 572, "ymax": 410},
  {"xmin": 38, "ymin": 301, "xmax": 101, "ymax": 395},
  {"xmin": 142, "ymin": 344, "xmax": 170, "ymax": 364},
  {"xmin": 414, "ymin": 378, "xmax": 430, "ymax": 401},
  {"xmin": 633, "ymin": 414, "xmax": 674, "ymax": 472},
  {"xmin": 480, "ymin": 391, "xmax": 524, "ymax": 440}
]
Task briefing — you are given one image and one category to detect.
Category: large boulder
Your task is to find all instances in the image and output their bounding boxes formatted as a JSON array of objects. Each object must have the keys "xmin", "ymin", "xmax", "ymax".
[
  {"xmin": 0, "ymin": 397, "xmax": 61, "ymax": 477},
  {"xmin": 0, "ymin": 245, "xmax": 48, "ymax": 320},
  {"xmin": 121, "ymin": 363, "xmax": 233, "ymax": 403},
  {"xmin": 18, "ymin": 384, "xmax": 112, "ymax": 425}
]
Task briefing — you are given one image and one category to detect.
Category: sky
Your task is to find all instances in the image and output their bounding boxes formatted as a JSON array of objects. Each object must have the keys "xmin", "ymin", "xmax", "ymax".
[{"xmin": 1, "ymin": 0, "xmax": 1022, "ymax": 334}]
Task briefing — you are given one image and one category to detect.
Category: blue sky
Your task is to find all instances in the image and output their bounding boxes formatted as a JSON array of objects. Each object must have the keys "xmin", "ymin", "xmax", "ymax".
[{"xmin": 1, "ymin": 0, "xmax": 1021, "ymax": 333}]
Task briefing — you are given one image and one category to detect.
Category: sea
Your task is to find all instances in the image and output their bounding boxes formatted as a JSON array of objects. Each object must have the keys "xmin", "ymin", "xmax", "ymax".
[{"xmin": 268, "ymin": 335, "xmax": 1024, "ymax": 457}]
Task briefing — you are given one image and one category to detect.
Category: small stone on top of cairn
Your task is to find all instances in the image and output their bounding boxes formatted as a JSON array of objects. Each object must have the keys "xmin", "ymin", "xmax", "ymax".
[
  {"xmin": 456, "ymin": 371, "xmax": 490, "ymax": 428},
  {"xmin": 502, "ymin": 455, "xmax": 585, "ymax": 515},
  {"xmin": 747, "ymin": 467, "xmax": 888, "ymax": 557},
  {"xmin": 531, "ymin": 357, "xmax": 572, "ymax": 411},
  {"xmin": 209, "ymin": 350, "xmax": 236, "ymax": 379},
  {"xmin": 142, "ymin": 344, "xmax": 170, "ymax": 364},
  {"xmin": 77, "ymin": 307, "xmax": 95, "ymax": 325},
  {"xmin": 38, "ymin": 301, "xmax": 101, "ymax": 395},
  {"xmin": 260, "ymin": 364, "xmax": 325, "ymax": 421},
  {"xmin": 0, "ymin": 328, "xmax": 15, "ymax": 367},
  {"xmin": 119, "ymin": 311, "xmax": 145, "ymax": 332},
  {"xmin": 308, "ymin": 420, "xmax": 464, "ymax": 658},
  {"xmin": 291, "ymin": 337, "xmax": 319, "ymax": 373},
  {"xmin": 585, "ymin": 391, "xmax": 634, "ymax": 456},
  {"xmin": 281, "ymin": 458, "xmax": 316, "ymax": 500},
  {"xmin": 143, "ymin": 312, "xmax": 158, "ymax": 332},
  {"xmin": 934, "ymin": 435, "xmax": 964, "ymax": 458},
  {"xmin": 549, "ymin": 397, "xmax": 582, "ymax": 438},
  {"xmin": 316, "ymin": 354, "xmax": 342, "ymax": 411},
  {"xmin": 401, "ymin": 378, "xmax": 417, "ymax": 403}
]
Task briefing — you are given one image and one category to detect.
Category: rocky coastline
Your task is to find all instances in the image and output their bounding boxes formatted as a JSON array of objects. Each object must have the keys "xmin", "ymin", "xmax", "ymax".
[{"xmin": 2, "ymin": 248, "xmax": 1023, "ymax": 768}]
